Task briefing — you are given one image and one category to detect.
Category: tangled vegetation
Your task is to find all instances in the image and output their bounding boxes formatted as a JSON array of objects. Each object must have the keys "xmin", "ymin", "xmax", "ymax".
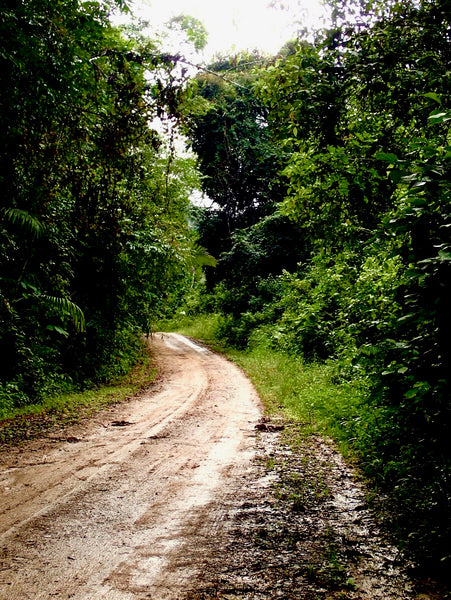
[{"xmin": 0, "ymin": 0, "xmax": 204, "ymax": 410}]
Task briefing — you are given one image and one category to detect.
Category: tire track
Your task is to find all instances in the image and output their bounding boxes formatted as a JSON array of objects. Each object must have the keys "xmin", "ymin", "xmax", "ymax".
[{"xmin": 0, "ymin": 333, "xmax": 262, "ymax": 600}]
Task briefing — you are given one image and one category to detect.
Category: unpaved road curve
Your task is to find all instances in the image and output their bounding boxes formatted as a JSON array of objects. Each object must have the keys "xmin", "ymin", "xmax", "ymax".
[{"xmin": 0, "ymin": 333, "xmax": 262, "ymax": 600}]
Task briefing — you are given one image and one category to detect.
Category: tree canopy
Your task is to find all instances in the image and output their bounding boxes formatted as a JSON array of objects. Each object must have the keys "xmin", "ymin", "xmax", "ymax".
[{"xmin": 0, "ymin": 0, "xmax": 201, "ymax": 404}]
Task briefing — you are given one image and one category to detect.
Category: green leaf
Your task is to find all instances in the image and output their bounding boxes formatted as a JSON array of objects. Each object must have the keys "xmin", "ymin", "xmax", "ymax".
[
  {"xmin": 389, "ymin": 169, "xmax": 405, "ymax": 183},
  {"xmin": 192, "ymin": 244, "xmax": 217, "ymax": 267},
  {"xmin": 47, "ymin": 324, "xmax": 70, "ymax": 338},
  {"xmin": 42, "ymin": 296, "xmax": 86, "ymax": 333},
  {"xmin": 423, "ymin": 92, "xmax": 441, "ymax": 104},
  {"xmin": 3, "ymin": 208, "xmax": 45, "ymax": 238},
  {"xmin": 374, "ymin": 151, "xmax": 399, "ymax": 164},
  {"xmin": 167, "ymin": 14, "xmax": 208, "ymax": 52},
  {"xmin": 428, "ymin": 110, "xmax": 451, "ymax": 124}
]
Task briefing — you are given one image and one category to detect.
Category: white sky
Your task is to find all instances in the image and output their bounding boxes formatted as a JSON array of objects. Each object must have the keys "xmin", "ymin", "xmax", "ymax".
[{"xmin": 124, "ymin": 0, "xmax": 329, "ymax": 58}]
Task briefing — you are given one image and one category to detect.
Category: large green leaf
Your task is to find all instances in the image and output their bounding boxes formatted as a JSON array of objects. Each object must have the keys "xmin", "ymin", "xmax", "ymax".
[
  {"xmin": 42, "ymin": 295, "xmax": 86, "ymax": 333},
  {"xmin": 3, "ymin": 208, "xmax": 45, "ymax": 238}
]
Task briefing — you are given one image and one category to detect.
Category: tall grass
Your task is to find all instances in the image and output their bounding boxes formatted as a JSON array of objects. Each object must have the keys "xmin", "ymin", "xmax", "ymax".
[
  {"xmin": 227, "ymin": 345, "xmax": 366, "ymax": 456},
  {"xmin": 157, "ymin": 313, "xmax": 222, "ymax": 345}
]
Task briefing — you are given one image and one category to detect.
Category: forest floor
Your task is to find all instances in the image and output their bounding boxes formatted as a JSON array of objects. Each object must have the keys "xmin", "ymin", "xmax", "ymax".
[{"xmin": 0, "ymin": 333, "xmax": 441, "ymax": 599}]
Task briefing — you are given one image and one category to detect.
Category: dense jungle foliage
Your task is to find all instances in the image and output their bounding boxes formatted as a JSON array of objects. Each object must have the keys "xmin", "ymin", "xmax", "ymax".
[
  {"xmin": 181, "ymin": 0, "xmax": 451, "ymax": 583},
  {"xmin": 0, "ymin": 0, "xmax": 203, "ymax": 408},
  {"xmin": 0, "ymin": 0, "xmax": 450, "ymax": 587}
]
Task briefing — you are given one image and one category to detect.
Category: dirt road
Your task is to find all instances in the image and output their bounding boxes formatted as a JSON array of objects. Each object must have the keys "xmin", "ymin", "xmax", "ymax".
[
  {"xmin": 0, "ymin": 333, "xmax": 262, "ymax": 599},
  {"xmin": 0, "ymin": 333, "xmax": 430, "ymax": 600}
]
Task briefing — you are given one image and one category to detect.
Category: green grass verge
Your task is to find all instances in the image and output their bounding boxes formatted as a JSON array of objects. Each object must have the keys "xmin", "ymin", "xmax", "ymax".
[
  {"xmin": 0, "ymin": 346, "xmax": 158, "ymax": 446},
  {"xmin": 226, "ymin": 345, "xmax": 366, "ymax": 456}
]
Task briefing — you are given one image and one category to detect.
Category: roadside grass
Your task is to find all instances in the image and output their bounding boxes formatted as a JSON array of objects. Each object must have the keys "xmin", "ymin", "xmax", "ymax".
[
  {"xmin": 0, "ymin": 345, "xmax": 157, "ymax": 446},
  {"xmin": 226, "ymin": 345, "xmax": 366, "ymax": 457}
]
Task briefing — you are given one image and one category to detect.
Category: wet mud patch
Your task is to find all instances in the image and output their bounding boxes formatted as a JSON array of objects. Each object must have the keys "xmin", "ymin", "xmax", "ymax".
[{"xmin": 184, "ymin": 420, "xmax": 416, "ymax": 600}]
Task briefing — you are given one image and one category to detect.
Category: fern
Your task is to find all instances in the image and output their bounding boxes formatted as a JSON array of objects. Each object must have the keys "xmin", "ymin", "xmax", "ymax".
[
  {"xmin": 42, "ymin": 295, "xmax": 86, "ymax": 333},
  {"xmin": 192, "ymin": 244, "xmax": 217, "ymax": 268},
  {"xmin": 3, "ymin": 208, "xmax": 45, "ymax": 238}
]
